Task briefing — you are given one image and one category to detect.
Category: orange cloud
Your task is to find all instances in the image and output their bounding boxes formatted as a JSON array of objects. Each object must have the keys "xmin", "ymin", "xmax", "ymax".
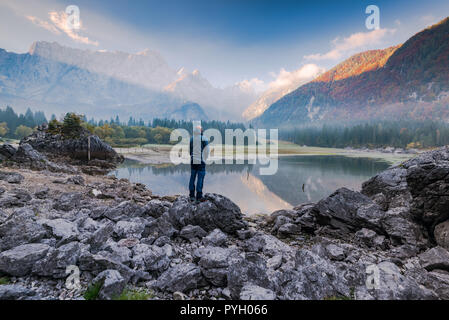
[{"xmin": 26, "ymin": 10, "xmax": 98, "ymax": 46}]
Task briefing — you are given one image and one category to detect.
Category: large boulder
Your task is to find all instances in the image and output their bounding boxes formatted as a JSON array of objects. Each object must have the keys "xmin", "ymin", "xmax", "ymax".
[
  {"xmin": 312, "ymin": 187, "xmax": 385, "ymax": 234},
  {"xmin": 195, "ymin": 247, "xmax": 238, "ymax": 287},
  {"xmin": 0, "ymin": 208, "xmax": 48, "ymax": 251},
  {"xmin": 362, "ymin": 146, "xmax": 449, "ymax": 244},
  {"xmin": 114, "ymin": 219, "xmax": 145, "ymax": 239},
  {"xmin": 78, "ymin": 250, "xmax": 149, "ymax": 283},
  {"xmin": 356, "ymin": 261, "xmax": 436, "ymax": 300},
  {"xmin": 32, "ymin": 242, "xmax": 81, "ymax": 278},
  {"xmin": 240, "ymin": 284, "xmax": 276, "ymax": 300},
  {"xmin": 0, "ymin": 243, "xmax": 51, "ymax": 276},
  {"xmin": 354, "ymin": 228, "xmax": 386, "ymax": 249},
  {"xmin": 21, "ymin": 125, "xmax": 122, "ymax": 163},
  {"xmin": 154, "ymin": 263, "xmax": 206, "ymax": 293},
  {"xmin": 100, "ymin": 239, "xmax": 133, "ymax": 266},
  {"xmin": 0, "ymin": 171, "xmax": 24, "ymax": 184},
  {"xmin": 243, "ymin": 232, "xmax": 294, "ymax": 258},
  {"xmin": 11, "ymin": 143, "xmax": 49, "ymax": 170},
  {"xmin": 282, "ymin": 248, "xmax": 352, "ymax": 300},
  {"xmin": 308, "ymin": 186, "xmax": 427, "ymax": 248},
  {"xmin": 407, "ymin": 268, "xmax": 449, "ymax": 300},
  {"xmin": 0, "ymin": 285, "xmax": 38, "ymax": 300},
  {"xmin": 202, "ymin": 229, "xmax": 228, "ymax": 247},
  {"xmin": 92, "ymin": 269, "xmax": 127, "ymax": 300},
  {"xmin": 0, "ymin": 144, "xmax": 17, "ymax": 160},
  {"xmin": 180, "ymin": 225, "xmax": 207, "ymax": 241},
  {"xmin": 142, "ymin": 199, "xmax": 171, "ymax": 218},
  {"xmin": 87, "ymin": 222, "xmax": 115, "ymax": 251},
  {"xmin": 362, "ymin": 167, "xmax": 410, "ymax": 208},
  {"xmin": 144, "ymin": 214, "xmax": 177, "ymax": 238},
  {"xmin": 418, "ymin": 246, "xmax": 449, "ymax": 271},
  {"xmin": 0, "ymin": 188, "xmax": 32, "ymax": 208},
  {"xmin": 53, "ymin": 192, "xmax": 83, "ymax": 212},
  {"xmin": 168, "ymin": 194, "xmax": 247, "ymax": 234},
  {"xmin": 8, "ymin": 143, "xmax": 76, "ymax": 173},
  {"xmin": 102, "ymin": 201, "xmax": 145, "ymax": 222},
  {"xmin": 40, "ymin": 218, "xmax": 80, "ymax": 242},
  {"xmin": 131, "ymin": 244, "xmax": 170, "ymax": 273},
  {"xmin": 227, "ymin": 252, "xmax": 274, "ymax": 299},
  {"xmin": 279, "ymin": 244, "xmax": 435, "ymax": 300}
]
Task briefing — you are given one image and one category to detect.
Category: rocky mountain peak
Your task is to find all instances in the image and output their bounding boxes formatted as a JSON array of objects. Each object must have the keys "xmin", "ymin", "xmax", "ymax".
[
  {"xmin": 28, "ymin": 41, "xmax": 63, "ymax": 56},
  {"xmin": 0, "ymin": 41, "xmax": 257, "ymax": 121}
]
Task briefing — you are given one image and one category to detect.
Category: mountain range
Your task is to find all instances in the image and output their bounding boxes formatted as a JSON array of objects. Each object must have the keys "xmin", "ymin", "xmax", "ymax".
[
  {"xmin": 253, "ymin": 17, "xmax": 449, "ymax": 128},
  {"xmin": 0, "ymin": 41, "xmax": 255, "ymax": 121},
  {"xmin": 1, "ymin": 17, "xmax": 448, "ymax": 126}
]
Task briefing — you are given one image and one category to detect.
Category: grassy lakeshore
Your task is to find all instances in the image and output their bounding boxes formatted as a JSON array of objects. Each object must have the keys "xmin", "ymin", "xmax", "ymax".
[{"xmin": 115, "ymin": 141, "xmax": 419, "ymax": 165}]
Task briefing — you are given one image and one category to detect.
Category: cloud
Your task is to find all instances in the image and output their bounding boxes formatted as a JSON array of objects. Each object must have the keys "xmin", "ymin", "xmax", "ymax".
[
  {"xmin": 26, "ymin": 15, "xmax": 60, "ymax": 34},
  {"xmin": 304, "ymin": 28, "xmax": 396, "ymax": 61},
  {"xmin": 236, "ymin": 78, "xmax": 266, "ymax": 93},
  {"xmin": 241, "ymin": 64, "xmax": 325, "ymax": 120},
  {"xmin": 268, "ymin": 64, "xmax": 324, "ymax": 89},
  {"xmin": 237, "ymin": 63, "xmax": 324, "ymax": 94},
  {"xmin": 26, "ymin": 10, "xmax": 98, "ymax": 46}
]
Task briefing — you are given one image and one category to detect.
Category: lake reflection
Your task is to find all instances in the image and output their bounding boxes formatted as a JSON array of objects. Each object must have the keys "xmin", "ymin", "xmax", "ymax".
[{"xmin": 111, "ymin": 156, "xmax": 390, "ymax": 215}]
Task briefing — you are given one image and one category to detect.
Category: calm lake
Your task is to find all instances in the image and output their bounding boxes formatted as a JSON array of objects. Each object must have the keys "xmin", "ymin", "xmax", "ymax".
[{"xmin": 111, "ymin": 155, "xmax": 391, "ymax": 215}]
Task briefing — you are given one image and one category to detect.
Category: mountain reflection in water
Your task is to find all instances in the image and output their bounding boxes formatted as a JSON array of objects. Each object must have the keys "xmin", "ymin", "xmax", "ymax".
[{"xmin": 111, "ymin": 156, "xmax": 390, "ymax": 215}]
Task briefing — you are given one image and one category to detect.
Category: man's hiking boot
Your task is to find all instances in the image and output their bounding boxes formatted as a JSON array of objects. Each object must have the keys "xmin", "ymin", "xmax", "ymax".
[
  {"xmin": 189, "ymin": 196, "xmax": 196, "ymax": 202},
  {"xmin": 195, "ymin": 197, "xmax": 206, "ymax": 204}
]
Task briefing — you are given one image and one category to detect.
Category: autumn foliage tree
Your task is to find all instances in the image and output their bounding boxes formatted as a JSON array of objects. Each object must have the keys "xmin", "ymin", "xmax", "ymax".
[
  {"xmin": 0, "ymin": 122, "xmax": 9, "ymax": 137},
  {"xmin": 14, "ymin": 125, "xmax": 33, "ymax": 139}
]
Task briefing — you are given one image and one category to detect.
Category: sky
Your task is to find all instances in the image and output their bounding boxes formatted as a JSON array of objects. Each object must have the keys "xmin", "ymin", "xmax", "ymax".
[{"xmin": 0, "ymin": 0, "xmax": 448, "ymax": 91}]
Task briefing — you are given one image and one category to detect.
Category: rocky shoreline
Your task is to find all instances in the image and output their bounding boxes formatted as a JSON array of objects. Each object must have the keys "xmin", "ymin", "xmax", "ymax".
[
  {"xmin": 343, "ymin": 146, "xmax": 421, "ymax": 155},
  {"xmin": 0, "ymin": 130, "xmax": 449, "ymax": 300}
]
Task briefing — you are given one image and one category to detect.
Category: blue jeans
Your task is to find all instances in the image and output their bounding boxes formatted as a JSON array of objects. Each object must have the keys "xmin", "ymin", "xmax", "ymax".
[{"xmin": 189, "ymin": 166, "xmax": 206, "ymax": 199}]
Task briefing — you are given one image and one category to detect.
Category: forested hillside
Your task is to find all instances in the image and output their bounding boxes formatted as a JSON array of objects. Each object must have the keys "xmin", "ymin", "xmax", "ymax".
[
  {"xmin": 255, "ymin": 17, "xmax": 449, "ymax": 128},
  {"xmin": 280, "ymin": 120, "xmax": 449, "ymax": 149}
]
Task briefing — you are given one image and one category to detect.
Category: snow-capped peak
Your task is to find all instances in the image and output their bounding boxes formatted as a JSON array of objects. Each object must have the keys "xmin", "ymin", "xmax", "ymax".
[
  {"xmin": 136, "ymin": 48, "xmax": 151, "ymax": 56},
  {"xmin": 27, "ymin": 41, "xmax": 177, "ymax": 90}
]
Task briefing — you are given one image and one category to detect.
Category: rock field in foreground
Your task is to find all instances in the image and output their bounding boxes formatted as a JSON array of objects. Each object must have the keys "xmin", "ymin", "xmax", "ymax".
[{"xmin": 1, "ymin": 142, "xmax": 449, "ymax": 300}]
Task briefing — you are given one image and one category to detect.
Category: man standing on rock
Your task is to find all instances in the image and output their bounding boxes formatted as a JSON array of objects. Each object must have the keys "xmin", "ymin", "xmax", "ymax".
[{"xmin": 189, "ymin": 125, "xmax": 210, "ymax": 203}]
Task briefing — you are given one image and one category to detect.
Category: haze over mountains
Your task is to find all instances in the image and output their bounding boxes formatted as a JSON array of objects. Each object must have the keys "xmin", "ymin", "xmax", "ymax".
[
  {"xmin": 242, "ymin": 64, "xmax": 325, "ymax": 120},
  {"xmin": 0, "ymin": 41, "xmax": 256, "ymax": 121},
  {"xmin": 253, "ymin": 17, "xmax": 449, "ymax": 128}
]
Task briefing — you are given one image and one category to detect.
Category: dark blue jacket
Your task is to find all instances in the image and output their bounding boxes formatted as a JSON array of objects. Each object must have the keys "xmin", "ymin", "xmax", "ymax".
[{"xmin": 189, "ymin": 134, "xmax": 209, "ymax": 169}]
